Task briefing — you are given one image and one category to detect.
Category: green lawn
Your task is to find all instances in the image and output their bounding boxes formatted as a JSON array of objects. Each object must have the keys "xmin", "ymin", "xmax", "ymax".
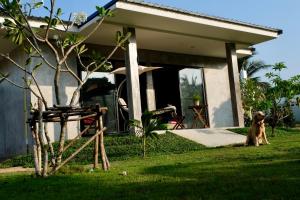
[{"xmin": 0, "ymin": 129, "xmax": 300, "ymax": 200}]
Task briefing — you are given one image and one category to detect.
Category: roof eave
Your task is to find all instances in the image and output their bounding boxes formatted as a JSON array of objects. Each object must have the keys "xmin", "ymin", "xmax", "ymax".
[{"xmin": 79, "ymin": 0, "xmax": 282, "ymax": 36}]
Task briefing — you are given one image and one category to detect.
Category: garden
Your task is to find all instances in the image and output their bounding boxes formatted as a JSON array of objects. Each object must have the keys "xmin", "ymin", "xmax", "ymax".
[{"xmin": 1, "ymin": 128, "xmax": 300, "ymax": 199}]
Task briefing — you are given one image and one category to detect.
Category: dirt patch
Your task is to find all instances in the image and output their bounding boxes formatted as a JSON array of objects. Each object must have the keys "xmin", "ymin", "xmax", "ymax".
[{"xmin": 0, "ymin": 167, "xmax": 34, "ymax": 174}]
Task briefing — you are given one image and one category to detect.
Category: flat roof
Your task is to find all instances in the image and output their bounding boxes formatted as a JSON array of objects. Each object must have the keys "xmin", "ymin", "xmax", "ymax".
[
  {"xmin": 0, "ymin": 0, "xmax": 282, "ymax": 58},
  {"xmin": 80, "ymin": 0, "xmax": 282, "ymax": 34}
]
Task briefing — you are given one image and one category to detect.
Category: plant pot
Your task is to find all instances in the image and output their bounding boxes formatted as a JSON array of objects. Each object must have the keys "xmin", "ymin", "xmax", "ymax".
[{"xmin": 193, "ymin": 100, "xmax": 200, "ymax": 106}]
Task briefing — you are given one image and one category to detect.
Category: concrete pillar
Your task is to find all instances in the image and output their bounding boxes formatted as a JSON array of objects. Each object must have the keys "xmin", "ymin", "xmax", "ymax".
[
  {"xmin": 225, "ymin": 43, "xmax": 244, "ymax": 127},
  {"xmin": 146, "ymin": 70, "xmax": 156, "ymax": 111},
  {"xmin": 123, "ymin": 27, "xmax": 142, "ymax": 123}
]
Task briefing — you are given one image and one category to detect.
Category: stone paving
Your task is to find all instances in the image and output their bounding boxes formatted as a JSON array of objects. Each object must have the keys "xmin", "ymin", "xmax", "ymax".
[{"xmin": 170, "ymin": 128, "xmax": 246, "ymax": 147}]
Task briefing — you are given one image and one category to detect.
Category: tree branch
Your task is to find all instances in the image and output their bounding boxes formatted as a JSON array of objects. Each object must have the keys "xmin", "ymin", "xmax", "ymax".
[
  {"xmin": 59, "ymin": 17, "xmax": 105, "ymax": 66},
  {"xmin": 44, "ymin": 0, "xmax": 56, "ymax": 40},
  {"xmin": 69, "ymin": 41, "xmax": 127, "ymax": 106},
  {"xmin": 26, "ymin": 38, "xmax": 57, "ymax": 70},
  {"xmin": 0, "ymin": 53, "xmax": 48, "ymax": 108},
  {"xmin": 64, "ymin": 60, "xmax": 83, "ymax": 84},
  {"xmin": 0, "ymin": 53, "xmax": 27, "ymax": 73},
  {"xmin": 31, "ymin": 74, "xmax": 48, "ymax": 108},
  {"xmin": 0, "ymin": 75, "xmax": 27, "ymax": 89}
]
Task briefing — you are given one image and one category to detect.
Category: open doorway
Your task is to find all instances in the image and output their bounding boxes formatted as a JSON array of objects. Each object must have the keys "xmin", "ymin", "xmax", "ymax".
[
  {"xmin": 79, "ymin": 71, "xmax": 117, "ymax": 133},
  {"xmin": 152, "ymin": 65, "xmax": 207, "ymax": 128}
]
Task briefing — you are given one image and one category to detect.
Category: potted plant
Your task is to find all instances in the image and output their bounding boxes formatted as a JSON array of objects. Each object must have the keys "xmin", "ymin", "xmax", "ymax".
[{"xmin": 193, "ymin": 94, "xmax": 201, "ymax": 106}]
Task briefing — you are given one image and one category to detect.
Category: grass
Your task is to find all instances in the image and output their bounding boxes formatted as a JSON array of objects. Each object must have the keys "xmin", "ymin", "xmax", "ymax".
[
  {"xmin": 0, "ymin": 128, "xmax": 300, "ymax": 199},
  {"xmin": 228, "ymin": 126, "xmax": 300, "ymax": 136},
  {"xmin": 0, "ymin": 131, "xmax": 204, "ymax": 168}
]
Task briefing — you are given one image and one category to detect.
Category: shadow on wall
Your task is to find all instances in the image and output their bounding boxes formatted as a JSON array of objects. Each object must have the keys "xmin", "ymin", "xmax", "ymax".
[
  {"xmin": 210, "ymin": 98, "xmax": 234, "ymax": 128},
  {"xmin": 30, "ymin": 85, "xmax": 79, "ymax": 142},
  {"xmin": 52, "ymin": 86, "xmax": 80, "ymax": 142}
]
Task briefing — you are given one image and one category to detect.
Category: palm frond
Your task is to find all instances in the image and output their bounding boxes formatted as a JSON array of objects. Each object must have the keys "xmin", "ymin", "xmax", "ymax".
[{"xmin": 246, "ymin": 60, "xmax": 272, "ymax": 77}]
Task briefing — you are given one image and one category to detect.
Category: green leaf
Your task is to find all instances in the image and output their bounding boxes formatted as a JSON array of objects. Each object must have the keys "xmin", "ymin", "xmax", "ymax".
[
  {"xmin": 116, "ymin": 31, "xmax": 122, "ymax": 43},
  {"xmin": 56, "ymin": 8, "xmax": 62, "ymax": 16},
  {"xmin": 32, "ymin": 62, "xmax": 43, "ymax": 74},
  {"xmin": 25, "ymin": 57, "xmax": 31, "ymax": 66},
  {"xmin": 24, "ymin": 46, "xmax": 33, "ymax": 55},
  {"xmin": 273, "ymin": 62, "xmax": 287, "ymax": 71},
  {"xmin": 51, "ymin": 18, "xmax": 59, "ymax": 26},
  {"xmin": 79, "ymin": 44, "xmax": 87, "ymax": 54},
  {"xmin": 34, "ymin": 2, "xmax": 43, "ymax": 9},
  {"xmin": 96, "ymin": 6, "xmax": 113, "ymax": 17}
]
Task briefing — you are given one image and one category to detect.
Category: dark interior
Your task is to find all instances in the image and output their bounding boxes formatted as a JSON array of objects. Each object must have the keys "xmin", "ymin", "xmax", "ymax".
[{"xmin": 152, "ymin": 65, "xmax": 183, "ymax": 116}]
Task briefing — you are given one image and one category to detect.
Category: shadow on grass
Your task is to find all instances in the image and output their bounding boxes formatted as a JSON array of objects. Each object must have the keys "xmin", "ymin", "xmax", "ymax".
[
  {"xmin": 1, "ymin": 158, "xmax": 300, "ymax": 200},
  {"xmin": 141, "ymin": 159, "xmax": 300, "ymax": 199}
]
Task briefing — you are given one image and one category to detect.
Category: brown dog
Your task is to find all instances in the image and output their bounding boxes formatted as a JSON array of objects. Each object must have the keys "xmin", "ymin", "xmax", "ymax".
[{"xmin": 246, "ymin": 111, "xmax": 270, "ymax": 146}]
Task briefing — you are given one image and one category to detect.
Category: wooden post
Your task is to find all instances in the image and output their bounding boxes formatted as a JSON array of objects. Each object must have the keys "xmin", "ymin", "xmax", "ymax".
[
  {"xmin": 94, "ymin": 117, "xmax": 99, "ymax": 169},
  {"xmin": 51, "ymin": 128, "xmax": 106, "ymax": 174},
  {"xmin": 97, "ymin": 106, "xmax": 110, "ymax": 170}
]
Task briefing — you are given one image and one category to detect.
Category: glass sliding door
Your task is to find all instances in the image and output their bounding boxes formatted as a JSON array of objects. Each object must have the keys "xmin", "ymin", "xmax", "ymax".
[{"xmin": 179, "ymin": 68, "xmax": 206, "ymax": 128}]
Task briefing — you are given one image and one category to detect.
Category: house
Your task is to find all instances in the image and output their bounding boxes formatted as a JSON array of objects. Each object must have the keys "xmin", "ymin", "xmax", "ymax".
[{"xmin": 0, "ymin": 0, "xmax": 282, "ymax": 158}]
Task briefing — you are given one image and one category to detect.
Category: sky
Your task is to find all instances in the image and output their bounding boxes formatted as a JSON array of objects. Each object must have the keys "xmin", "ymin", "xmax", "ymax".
[{"xmin": 36, "ymin": 0, "xmax": 300, "ymax": 80}]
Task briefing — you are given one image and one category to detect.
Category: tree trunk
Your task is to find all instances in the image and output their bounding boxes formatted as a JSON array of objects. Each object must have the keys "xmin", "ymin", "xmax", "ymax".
[
  {"xmin": 70, "ymin": 88, "xmax": 81, "ymax": 106},
  {"xmin": 31, "ymin": 124, "xmax": 41, "ymax": 176},
  {"xmin": 44, "ymin": 122, "xmax": 56, "ymax": 166},
  {"xmin": 94, "ymin": 134, "xmax": 99, "ymax": 169},
  {"xmin": 35, "ymin": 128, "xmax": 42, "ymax": 173},
  {"xmin": 42, "ymin": 148, "xmax": 48, "ymax": 177},
  {"xmin": 55, "ymin": 120, "xmax": 67, "ymax": 167},
  {"xmin": 38, "ymin": 99, "xmax": 48, "ymax": 177},
  {"xmin": 143, "ymin": 135, "xmax": 146, "ymax": 158},
  {"xmin": 98, "ymin": 111, "xmax": 109, "ymax": 170},
  {"xmin": 99, "ymin": 131, "xmax": 107, "ymax": 170},
  {"xmin": 271, "ymin": 126, "xmax": 275, "ymax": 137},
  {"xmin": 99, "ymin": 131, "xmax": 110, "ymax": 170},
  {"xmin": 54, "ymin": 66, "xmax": 61, "ymax": 105}
]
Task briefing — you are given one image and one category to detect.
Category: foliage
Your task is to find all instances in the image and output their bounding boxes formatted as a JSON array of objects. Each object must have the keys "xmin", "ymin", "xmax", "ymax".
[
  {"xmin": 239, "ymin": 55, "xmax": 272, "ymax": 80},
  {"xmin": 0, "ymin": 130, "xmax": 300, "ymax": 199},
  {"xmin": 192, "ymin": 94, "xmax": 201, "ymax": 101},
  {"xmin": 241, "ymin": 61, "xmax": 300, "ymax": 134},
  {"xmin": 241, "ymin": 78, "xmax": 268, "ymax": 123},
  {"xmin": 129, "ymin": 111, "xmax": 167, "ymax": 158},
  {"xmin": 0, "ymin": 132, "xmax": 204, "ymax": 168},
  {"xmin": 263, "ymin": 63, "xmax": 300, "ymax": 135},
  {"xmin": 239, "ymin": 57, "xmax": 271, "ymax": 123},
  {"xmin": 180, "ymin": 75, "xmax": 203, "ymax": 103}
]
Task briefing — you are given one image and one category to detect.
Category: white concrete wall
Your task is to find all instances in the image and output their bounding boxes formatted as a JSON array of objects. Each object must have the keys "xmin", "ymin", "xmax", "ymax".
[
  {"xmin": 0, "ymin": 48, "xmax": 31, "ymax": 158},
  {"xmin": 203, "ymin": 61, "xmax": 234, "ymax": 127},
  {"xmin": 292, "ymin": 95, "xmax": 300, "ymax": 123},
  {"xmin": 292, "ymin": 106, "xmax": 300, "ymax": 123},
  {"xmin": 29, "ymin": 47, "xmax": 80, "ymax": 142},
  {"xmin": 0, "ymin": 46, "xmax": 80, "ymax": 158}
]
